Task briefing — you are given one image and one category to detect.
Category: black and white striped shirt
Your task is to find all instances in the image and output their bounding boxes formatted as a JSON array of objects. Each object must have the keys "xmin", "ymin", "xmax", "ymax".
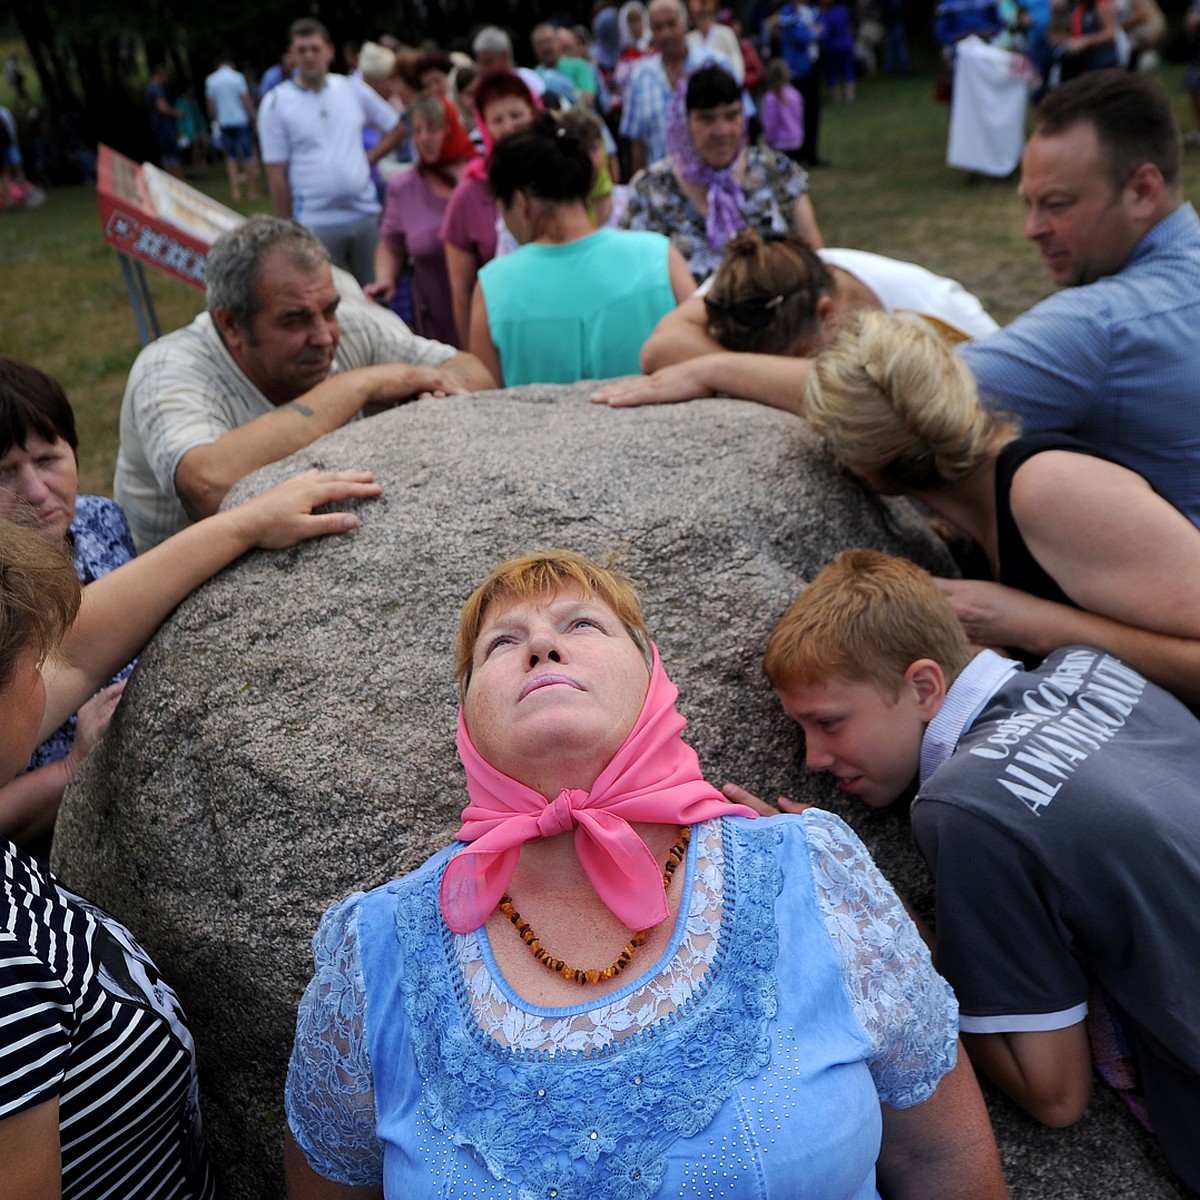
[{"xmin": 0, "ymin": 839, "xmax": 215, "ymax": 1198}]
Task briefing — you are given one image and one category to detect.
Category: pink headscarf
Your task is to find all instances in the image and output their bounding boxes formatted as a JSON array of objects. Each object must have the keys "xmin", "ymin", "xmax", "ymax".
[{"xmin": 439, "ymin": 644, "xmax": 759, "ymax": 934}]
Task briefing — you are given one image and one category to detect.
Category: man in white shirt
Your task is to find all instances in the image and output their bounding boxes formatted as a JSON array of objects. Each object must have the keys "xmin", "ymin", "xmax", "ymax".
[
  {"xmin": 205, "ymin": 55, "xmax": 259, "ymax": 203},
  {"xmin": 687, "ymin": 0, "xmax": 745, "ymax": 82},
  {"xmin": 258, "ymin": 19, "xmax": 405, "ymax": 285}
]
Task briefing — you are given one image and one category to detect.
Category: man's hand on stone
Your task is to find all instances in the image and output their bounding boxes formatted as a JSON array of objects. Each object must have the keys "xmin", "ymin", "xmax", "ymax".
[{"xmin": 374, "ymin": 364, "xmax": 473, "ymax": 405}]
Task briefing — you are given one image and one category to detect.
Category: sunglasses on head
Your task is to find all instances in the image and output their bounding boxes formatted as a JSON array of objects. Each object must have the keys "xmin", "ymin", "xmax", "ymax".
[{"xmin": 704, "ymin": 284, "xmax": 808, "ymax": 330}]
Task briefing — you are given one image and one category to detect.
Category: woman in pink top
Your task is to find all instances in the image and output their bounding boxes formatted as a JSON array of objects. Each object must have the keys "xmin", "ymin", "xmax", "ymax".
[
  {"xmin": 369, "ymin": 96, "xmax": 477, "ymax": 347},
  {"xmin": 440, "ymin": 70, "xmax": 539, "ymax": 346}
]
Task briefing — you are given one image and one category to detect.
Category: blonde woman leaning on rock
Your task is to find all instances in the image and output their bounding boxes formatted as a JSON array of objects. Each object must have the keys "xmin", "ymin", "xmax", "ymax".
[{"xmin": 805, "ymin": 310, "xmax": 1200, "ymax": 705}]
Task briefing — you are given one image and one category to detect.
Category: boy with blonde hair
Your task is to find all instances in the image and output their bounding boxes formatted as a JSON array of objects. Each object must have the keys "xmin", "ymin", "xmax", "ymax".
[{"xmin": 752, "ymin": 548, "xmax": 1200, "ymax": 1191}]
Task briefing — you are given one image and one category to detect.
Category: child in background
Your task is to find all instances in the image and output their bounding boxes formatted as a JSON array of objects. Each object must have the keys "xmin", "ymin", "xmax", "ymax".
[
  {"xmin": 558, "ymin": 106, "xmax": 625, "ymax": 226},
  {"xmin": 760, "ymin": 58, "xmax": 805, "ymax": 163},
  {"xmin": 729, "ymin": 548, "xmax": 1200, "ymax": 1193}
]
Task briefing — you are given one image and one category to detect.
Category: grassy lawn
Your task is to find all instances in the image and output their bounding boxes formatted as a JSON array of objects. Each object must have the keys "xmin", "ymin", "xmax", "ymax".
[
  {"xmin": 2, "ymin": 62, "xmax": 1198, "ymax": 498},
  {"xmin": 0, "ymin": 165, "xmax": 269, "ymax": 495}
]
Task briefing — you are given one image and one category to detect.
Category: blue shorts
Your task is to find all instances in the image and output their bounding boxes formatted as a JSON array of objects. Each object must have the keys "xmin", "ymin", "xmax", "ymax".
[{"xmin": 221, "ymin": 124, "xmax": 255, "ymax": 160}]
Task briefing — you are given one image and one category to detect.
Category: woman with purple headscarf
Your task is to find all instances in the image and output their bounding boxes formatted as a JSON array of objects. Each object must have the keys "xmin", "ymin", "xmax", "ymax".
[{"xmin": 620, "ymin": 64, "xmax": 822, "ymax": 282}]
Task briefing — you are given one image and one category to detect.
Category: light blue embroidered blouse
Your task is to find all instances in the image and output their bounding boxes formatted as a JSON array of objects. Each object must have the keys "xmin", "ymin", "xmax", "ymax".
[{"xmin": 287, "ymin": 812, "xmax": 957, "ymax": 1199}]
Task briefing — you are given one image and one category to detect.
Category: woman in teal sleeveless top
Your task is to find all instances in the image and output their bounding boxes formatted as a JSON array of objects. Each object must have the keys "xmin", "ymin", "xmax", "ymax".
[{"xmin": 470, "ymin": 115, "xmax": 695, "ymax": 387}]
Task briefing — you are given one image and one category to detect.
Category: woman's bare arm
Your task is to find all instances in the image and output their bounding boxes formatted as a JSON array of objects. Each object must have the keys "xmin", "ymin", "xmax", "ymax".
[
  {"xmin": 467, "ymin": 283, "xmax": 504, "ymax": 389},
  {"xmin": 876, "ymin": 1045, "xmax": 1008, "ymax": 1200},
  {"xmin": 934, "ymin": 450, "xmax": 1200, "ymax": 700},
  {"xmin": 0, "ymin": 1097, "xmax": 61, "ymax": 1200},
  {"xmin": 363, "ymin": 237, "xmax": 405, "ymax": 305},
  {"xmin": 591, "ymin": 352, "xmax": 811, "ymax": 413},
  {"xmin": 792, "ymin": 193, "xmax": 823, "ymax": 250},
  {"xmin": 445, "ymin": 242, "xmax": 481, "ymax": 349},
  {"xmin": 284, "ymin": 1128, "xmax": 382, "ymax": 1200},
  {"xmin": 2, "ymin": 682, "xmax": 125, "ymax": 843},
  {"xmin": 639, "ymin": 294, "xmax": 718, "ymax": 372},
  {"xmin": 667, "ymin": 246, "xmax": 697, "ymax": 305},
  {"xmin": 1012, "ymin": 451, "xmax": 1200, "ymax": 638},
  {"xmin": 39, "ymin": 471, "xmax": 381, "ymax": 736}
]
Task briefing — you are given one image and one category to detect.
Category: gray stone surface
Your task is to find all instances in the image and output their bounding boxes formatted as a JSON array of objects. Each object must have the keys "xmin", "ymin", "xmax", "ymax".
[{"xmin": 54, "ymin": 383, "xmax": 1185, "ymax": 1199}]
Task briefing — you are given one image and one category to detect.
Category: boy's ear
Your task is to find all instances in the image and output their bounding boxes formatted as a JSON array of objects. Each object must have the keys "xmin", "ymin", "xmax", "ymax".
[{"xmin": 904, "ymin": 658, "xmax": 946, "ymax": 720}]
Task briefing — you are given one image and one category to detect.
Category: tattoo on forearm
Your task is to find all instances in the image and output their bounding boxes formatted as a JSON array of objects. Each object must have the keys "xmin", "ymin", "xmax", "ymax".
[{"xmin": 286, "ymin": 402, "xmax": 316, "ymax": 417}]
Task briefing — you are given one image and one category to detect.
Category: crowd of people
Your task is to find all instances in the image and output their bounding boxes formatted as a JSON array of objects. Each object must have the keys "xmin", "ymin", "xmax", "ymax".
[{"xmin": 4, "ymin": 2, "xmax": 1200, "ymax": 1195}]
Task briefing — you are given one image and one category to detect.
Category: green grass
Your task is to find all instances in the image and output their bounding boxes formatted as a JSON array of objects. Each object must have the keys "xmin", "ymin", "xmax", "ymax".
[
  {"xmin": 2, "ymin": 62, "xmax": 1199, "ymax": 497},
  {"xmin": 0, "ymin": 163, "xmax": 269, "ymax": 495}
]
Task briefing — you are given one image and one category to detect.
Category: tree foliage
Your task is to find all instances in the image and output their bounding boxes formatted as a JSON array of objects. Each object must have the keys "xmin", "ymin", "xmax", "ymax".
[{"xmin": 11, "ymin": 0, "xmax": 587, "ymax": 153}]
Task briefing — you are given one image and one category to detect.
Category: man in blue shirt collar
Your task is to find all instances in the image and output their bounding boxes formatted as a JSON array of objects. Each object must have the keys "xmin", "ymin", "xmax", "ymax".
[
  {"xmin": 959, "ymin": 71, "xmax": 1200, "ymax": 526},
  {"xmin": 1015, "ymin": 72, "xmax": 1183, "ymax": 287}
]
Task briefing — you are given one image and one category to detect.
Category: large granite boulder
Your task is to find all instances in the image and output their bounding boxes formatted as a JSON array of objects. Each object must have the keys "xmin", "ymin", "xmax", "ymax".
[{"xmin": 55, "ymin": 383, "xmax": 1184, "ymax": 1198}]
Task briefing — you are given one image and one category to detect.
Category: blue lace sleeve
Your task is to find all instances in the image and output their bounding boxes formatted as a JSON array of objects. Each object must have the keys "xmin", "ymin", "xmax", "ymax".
[
  {"xmin": 70, "ymin": 495, "xmax": 136, "ymax": 586},
  {"xmin": 285, "ymin": 893, "xmax": 384, "ymax": 1186},
  {"xmin": 24, "ymin": 499, "xmax": 137, "ymax": 772},
  {"xmin": 802, "ymin": 809, "xmax": 958, "ymax": 1109}
]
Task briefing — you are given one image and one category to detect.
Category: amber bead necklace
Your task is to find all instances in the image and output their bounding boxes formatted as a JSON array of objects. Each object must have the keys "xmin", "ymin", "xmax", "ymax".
[{"xmin": 496, "ymin": 824, "xmax": 692, "ymax": 986}]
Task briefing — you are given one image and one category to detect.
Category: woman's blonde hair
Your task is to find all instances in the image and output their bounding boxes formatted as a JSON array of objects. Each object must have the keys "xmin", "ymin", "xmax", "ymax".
[
  {"xmin": 705, "ymin": 229, "xmax": 832, "ymax": 356},
  {"xmin": 804, "ymin": 311, "xmax": 1010, "ymax": 489},
  {"xmin": 455, "ymin": 550, "xmax": 651, "ymax": 696},
  {"xmin": 0, "ymin": 516, "xmax": 80, "ymax": 689}
]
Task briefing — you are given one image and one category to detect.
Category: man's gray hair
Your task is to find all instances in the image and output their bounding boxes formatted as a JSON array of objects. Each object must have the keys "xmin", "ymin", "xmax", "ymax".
[
  {"xmin": 649, "ymin": 0, "xmax": 689, "ymax": 20},
  {"xmin": 205, "ymin": 215, "xmax": 329, "ymax": 329},
  {"xmin": 473, "ymin": 25, "xmax": 513, "ymax": 59}
]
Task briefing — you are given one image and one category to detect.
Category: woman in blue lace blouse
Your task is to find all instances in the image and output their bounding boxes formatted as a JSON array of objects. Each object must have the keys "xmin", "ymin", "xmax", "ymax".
[
  {"xmin": 0, "ymin": 357, "xmax": 138, "ymax": 853},
  {"xmin": 285, "ymin": 550, "xmax": 1007, "ymax": 1200}
]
